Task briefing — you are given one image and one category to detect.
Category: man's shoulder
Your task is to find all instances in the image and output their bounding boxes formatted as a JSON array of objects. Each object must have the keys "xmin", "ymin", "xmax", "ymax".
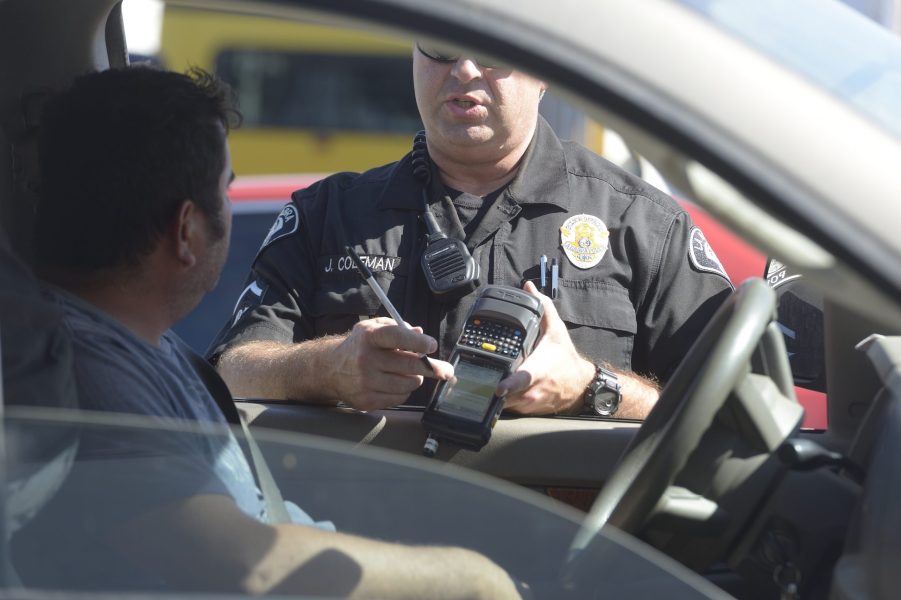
[
  {"xmin": 45, "ymin": 290, "xmax": 178, "ymax": 412},
  {"xmin": 560, "ymin": 140, "xmax": 682, "ymax": 216},
  {"xmin": 48, "ymin": 288, "xmax": 124, "ymax": 343}
]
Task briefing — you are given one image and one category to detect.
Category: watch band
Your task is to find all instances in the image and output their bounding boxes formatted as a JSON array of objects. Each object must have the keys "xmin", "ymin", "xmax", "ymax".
[{"xmin": 583, "ymin": 363, "xmax": 622, "ymax": 416}]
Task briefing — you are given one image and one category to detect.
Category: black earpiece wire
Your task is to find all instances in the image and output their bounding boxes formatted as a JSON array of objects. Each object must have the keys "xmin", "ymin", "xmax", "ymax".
[{"xmin": 412, "ymin": 130, "xmax": 445, "ymax": 240}]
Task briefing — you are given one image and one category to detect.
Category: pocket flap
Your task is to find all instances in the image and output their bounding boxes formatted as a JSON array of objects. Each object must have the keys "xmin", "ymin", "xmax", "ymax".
[{"xmin": 554, "ymin": 281, "xmax": 637, "ymax": 334}]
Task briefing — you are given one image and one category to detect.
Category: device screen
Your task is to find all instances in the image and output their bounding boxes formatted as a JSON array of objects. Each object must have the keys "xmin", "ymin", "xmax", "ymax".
[{"xmin": 436, "ymin": 358, "xmax": 506, "ymax": 422}]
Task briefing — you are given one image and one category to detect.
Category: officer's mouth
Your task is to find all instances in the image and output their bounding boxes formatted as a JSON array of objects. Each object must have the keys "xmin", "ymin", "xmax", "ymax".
[{"xmin": 445, "ymin": 95, "xmax": 486, "ymax": 118}]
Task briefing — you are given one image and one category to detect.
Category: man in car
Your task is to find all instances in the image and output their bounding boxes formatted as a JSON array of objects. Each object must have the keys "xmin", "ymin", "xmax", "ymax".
[
  {"xmin": 209, "ymin": 43, "xmax": 733, "ymax": 419},
  {"xmin": 21, "ymin": 66, "xmax": 521, "ymax": 599}
]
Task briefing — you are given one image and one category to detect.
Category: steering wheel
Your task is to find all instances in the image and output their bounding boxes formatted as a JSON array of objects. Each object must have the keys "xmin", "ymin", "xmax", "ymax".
[{"xmin": 564, "ymin": 278, "xmax": 798, "ymax": 577}]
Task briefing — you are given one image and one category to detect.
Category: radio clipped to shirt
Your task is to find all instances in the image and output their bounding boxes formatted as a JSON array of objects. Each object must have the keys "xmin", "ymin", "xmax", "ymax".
[
  {"xmin": 422, "ymin": 285, "xmax": 543, "ymax": 453},
  {"xmin": 411, "ymin": 130, "xmax": 480, "ymax": 302}
]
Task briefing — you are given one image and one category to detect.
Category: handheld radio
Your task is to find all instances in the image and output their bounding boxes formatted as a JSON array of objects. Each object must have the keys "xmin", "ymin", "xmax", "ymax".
[
  {"xmin": 411, "ymin": 131, "xmax": 480, "ymax": 302},
  {"xmin": 422, "ymin": 285, "xmax": 543, "ymax": 453}
]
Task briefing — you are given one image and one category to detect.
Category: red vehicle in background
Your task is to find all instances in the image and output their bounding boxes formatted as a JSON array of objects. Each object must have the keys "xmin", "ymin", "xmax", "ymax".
[{"xmin": 174, "ymin": 175, "xmax": 826, "ymax": 430}]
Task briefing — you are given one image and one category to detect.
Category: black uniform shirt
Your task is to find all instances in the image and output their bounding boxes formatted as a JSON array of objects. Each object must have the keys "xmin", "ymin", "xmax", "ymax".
[{"xmin": 208, "ymin": 117, "xmax": 734, "ymax": 406}]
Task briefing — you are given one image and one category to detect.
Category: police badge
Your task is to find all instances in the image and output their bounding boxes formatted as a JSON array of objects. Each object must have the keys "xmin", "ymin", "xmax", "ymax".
[{"xmin": 560, "ymin": 214, "xmax": 609, "ymax": 269}]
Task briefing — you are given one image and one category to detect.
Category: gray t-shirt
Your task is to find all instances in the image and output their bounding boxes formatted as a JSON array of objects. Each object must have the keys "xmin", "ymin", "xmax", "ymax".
[
  {"xmin": 12, "ymin": 289, "xmax": 328, "ymax": 590},
  {"xmin": 56, "ymin": 288, "xmax": 271, "ymax": 521}
]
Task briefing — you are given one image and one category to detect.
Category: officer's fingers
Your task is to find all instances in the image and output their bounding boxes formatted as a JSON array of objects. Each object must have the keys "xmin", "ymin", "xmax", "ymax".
[
  {"xmin": 502, "ymin": 392, "xmax": 544, "ymax": 415},
  {"xmin": 359, "ymin": 316, "xmax": 399, "ymax": 328},
  {"xmin": 388, "ymin": 351, "xmax": 454, "ymax": 381},
  {"xmin": 423, "ymin": 357, "xmax": 454, "ymax": 380},
  {"xmin": 522, "ymin": 280, "xmax": 545, "ymax": 299},
  {"xmin": 496, "ymin": 368, "xmax": 534, "ymax": 399},
  {"xmin": 501, "ymin": 392, "xmax": 528, "ymax": 413},
  {"xmin": 367, "ymin": 323, "xmax": 438, "ymax": 355},
  {"xmin": 522, "ymin": 281, "xmax": 565, "ymax": 334},
  {"xmin": 351, "ymin": 386, "xmax": 418, "ymax": 412},
  {"xmin": 373, "ymin": 350, "xmax": 454, "ymax": 381},
  {"xmin": 364, "ymin": 369, "xmax": 425, "ymax": 395}
]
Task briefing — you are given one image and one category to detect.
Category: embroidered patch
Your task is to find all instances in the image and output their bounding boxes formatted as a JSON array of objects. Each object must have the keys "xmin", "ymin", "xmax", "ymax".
[
  {"xmin": 689, "ymin": 227, "xmax": 730, "ymax": 281},
  {"xmin": 231, "ymin": 279, "xmax": 267, "ymax": 327},
  {"xmin": 319, "ymin": 254, "xmax": 403, "ymax": 275},
  {"xmin": 765, "ymin": 258, "xmax": 802, "ymax": 289},
  {"xmin": 259, "ymin": 204, "xmax": 299, "ymax": 252},
  {"xmin": 560, "ymin": 214, "xmax": 609, "ymax": 269}
]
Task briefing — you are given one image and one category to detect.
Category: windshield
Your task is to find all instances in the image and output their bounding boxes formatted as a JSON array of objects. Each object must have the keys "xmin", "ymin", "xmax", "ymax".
[{"xmin": 677, "ymin": 0, "xmax": 901, "ymax": 138}]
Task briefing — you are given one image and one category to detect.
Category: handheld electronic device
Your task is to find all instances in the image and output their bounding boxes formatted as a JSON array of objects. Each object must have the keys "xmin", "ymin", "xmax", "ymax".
[
  {"xmin": 411, "ymin": 130, "xmax": 480, "ymax": 302},
  {"xmin": 422, "ymin": 285, "xmax": 543, "ymax": 452}
]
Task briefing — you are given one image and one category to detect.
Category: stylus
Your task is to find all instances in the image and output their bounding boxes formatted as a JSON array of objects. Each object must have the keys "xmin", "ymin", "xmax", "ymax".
[{"xmin": 345, "ymin": 246, "xmax": 435, "ymax": 374}]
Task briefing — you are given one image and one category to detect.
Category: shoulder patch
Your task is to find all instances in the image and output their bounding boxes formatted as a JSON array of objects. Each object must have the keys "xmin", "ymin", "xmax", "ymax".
[
  {"xmin": 689, "ymin": 227, "xmax": 730, "ymax": 281},
  {"xmin": 259, "ymin": 204, "xmax": 300, "ymax": 252},
  {"xmin": 231, "ymin": 279, "xmax": 267, "ymax": 327},
  {"xmin": 765, "ymin": 257, "xmax": 803, "ymax": 289}
]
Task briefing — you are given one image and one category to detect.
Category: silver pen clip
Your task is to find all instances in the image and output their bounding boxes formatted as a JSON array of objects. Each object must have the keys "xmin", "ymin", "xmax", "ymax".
[
  {"xmin": 551, "ymin": 258, "xmax": 559, "ymax": 299},
  {"xmin": 539, "ymin": 254, "xmax": 547, "ymax": 292}
]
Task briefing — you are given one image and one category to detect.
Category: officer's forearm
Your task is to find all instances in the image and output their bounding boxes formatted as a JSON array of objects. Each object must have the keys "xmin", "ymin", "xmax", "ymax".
[
  {"xmin": 216, "ymin": 337, "xmax": 345, "ymax": 403},
  {"xmin": 612, "ymin": 370, "xmax": 661, "ymax": 420},
  {"xmin": 558, "ymin": 361, "xmax": 659, "ymax": 419}
]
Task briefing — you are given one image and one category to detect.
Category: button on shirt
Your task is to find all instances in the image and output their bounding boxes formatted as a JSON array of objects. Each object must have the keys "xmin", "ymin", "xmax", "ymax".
[{"xmin": 208, "ymin": 117, "xmax": 734, "ymax": 407}]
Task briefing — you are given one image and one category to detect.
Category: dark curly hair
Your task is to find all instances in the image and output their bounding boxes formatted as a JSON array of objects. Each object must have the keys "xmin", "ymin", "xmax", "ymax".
[{"xmin": 35, "ymin": 66, "xmax": 241, "ymax": 273}]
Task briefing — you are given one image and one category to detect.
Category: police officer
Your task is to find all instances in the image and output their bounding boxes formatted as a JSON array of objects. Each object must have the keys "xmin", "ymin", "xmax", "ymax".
[{"xmin": 208, "ymin": 42, "xmax": 733, "ymax": 419}]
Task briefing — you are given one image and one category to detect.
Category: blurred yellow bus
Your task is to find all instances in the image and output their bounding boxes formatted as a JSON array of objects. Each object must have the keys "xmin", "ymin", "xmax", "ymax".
[{"xmin": 160, "ymin": 7, "xmax": 422, "ymax": 175}]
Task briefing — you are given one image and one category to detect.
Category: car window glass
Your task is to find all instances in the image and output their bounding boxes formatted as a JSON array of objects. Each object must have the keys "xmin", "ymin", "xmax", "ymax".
[
  {"xmin": 602, "ymin": 132, "xmax": 829, "ymax": 430},
  {"xmin": 121, "ymin": 2, "xmax": 825, "ymax": 429},
  {"xmin": 677, "ymin": 0, "xmax": 901, "ymax": 138},
  {"xmin": 216, "ymin": 49, "xmax": 421, "ymax": 132}
]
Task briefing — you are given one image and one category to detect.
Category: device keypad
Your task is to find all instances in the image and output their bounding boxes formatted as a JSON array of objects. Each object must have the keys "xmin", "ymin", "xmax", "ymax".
[{"xmin": 461, "ymin": 319, "xmax": 523, "ymax": 358}]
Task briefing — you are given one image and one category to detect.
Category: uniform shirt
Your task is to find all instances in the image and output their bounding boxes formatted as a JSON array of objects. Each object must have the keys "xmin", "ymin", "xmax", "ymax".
[{"xmin": 208, "ymin": 117, "xmax": 734, "ymax": 407}]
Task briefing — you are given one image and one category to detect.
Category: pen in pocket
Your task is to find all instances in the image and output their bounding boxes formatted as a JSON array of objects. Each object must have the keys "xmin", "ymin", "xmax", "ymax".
[
  {"xmin": 551, "ymin": 258, "xmax": 559, "ymax": 299},
  {"xmin": 539, "ymin": 254, "xmax": 547, "ymax": 293}
]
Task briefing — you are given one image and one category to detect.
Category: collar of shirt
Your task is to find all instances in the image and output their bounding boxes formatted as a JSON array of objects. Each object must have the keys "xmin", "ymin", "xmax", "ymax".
[{"xmin": 376, "ymin": 115, "xmax": 571, "ymax": 212}]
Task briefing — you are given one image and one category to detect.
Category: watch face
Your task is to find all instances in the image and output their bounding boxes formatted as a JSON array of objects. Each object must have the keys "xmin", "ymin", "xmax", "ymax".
[{"xmin": 594, "ymin": 389, "xmax": 619, "ymax": 416}]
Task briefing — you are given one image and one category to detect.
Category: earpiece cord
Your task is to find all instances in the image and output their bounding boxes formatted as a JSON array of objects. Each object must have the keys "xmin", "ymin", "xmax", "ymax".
[{"xmin": 411, "ymin": 130, "xmax": 446, "ymax": 240}]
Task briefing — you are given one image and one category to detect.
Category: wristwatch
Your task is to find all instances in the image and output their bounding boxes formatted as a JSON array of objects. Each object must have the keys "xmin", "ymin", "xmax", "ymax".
[{"xmin": 583, "ymin": 364, "xmax": 622, "ymax": 416}]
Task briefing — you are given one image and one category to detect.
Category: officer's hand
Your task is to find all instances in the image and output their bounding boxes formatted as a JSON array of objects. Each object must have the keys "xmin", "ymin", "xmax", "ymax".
[
  {"xmin": 496, "ymin": 281, "xmax": 595, "ymax": 415},
  {"xmin": 329, "ymin": 317, "xmax": 454, "ymax": 411}
]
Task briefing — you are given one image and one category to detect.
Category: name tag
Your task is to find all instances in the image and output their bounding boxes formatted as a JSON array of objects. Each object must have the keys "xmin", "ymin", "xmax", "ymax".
[{"xmin": 319, "ymin": 254, "xmax": 403, "ymax": 275}]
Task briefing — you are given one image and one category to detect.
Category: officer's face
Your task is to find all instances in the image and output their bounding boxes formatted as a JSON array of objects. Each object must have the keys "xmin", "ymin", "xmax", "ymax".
[{"xmin": 413, "ymin": 44, "xmax": 546, "ymax": 162}]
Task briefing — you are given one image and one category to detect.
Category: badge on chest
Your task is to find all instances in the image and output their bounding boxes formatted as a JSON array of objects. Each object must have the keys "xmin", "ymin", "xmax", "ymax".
[{"xmin": 560, "ymin": 214, "xmax": 609, "ymax": 269}]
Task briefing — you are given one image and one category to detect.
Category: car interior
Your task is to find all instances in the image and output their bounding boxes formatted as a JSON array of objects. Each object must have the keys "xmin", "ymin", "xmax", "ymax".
[{"xmin": 2, "ymin": 0, "xmax": 901, "ymax": 599}]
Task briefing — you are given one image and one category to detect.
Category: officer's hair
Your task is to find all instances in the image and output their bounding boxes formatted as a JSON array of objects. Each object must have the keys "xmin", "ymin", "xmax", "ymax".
[{"xmin": 34, "ymin": 66, "xmax": 241, "ymax": 274}]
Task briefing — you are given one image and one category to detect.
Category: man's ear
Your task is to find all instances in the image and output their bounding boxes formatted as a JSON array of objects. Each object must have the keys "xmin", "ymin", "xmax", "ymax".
[{"xmin": 173, "ymin": 199, "xmax": 199, "ymax": 269}]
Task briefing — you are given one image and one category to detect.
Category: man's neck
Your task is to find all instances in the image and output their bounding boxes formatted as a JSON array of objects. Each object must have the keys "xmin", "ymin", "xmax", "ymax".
[
  {"xmin": 429, "ymin": 127, "xmax": 535, "ymax": 197},
  {"xmin": 50, "ymin": 268, "xmax": 171, "ymax": 346},
  {"xmin": 436, "ymin": 161, "xmax": 519, "ymax": 197}
]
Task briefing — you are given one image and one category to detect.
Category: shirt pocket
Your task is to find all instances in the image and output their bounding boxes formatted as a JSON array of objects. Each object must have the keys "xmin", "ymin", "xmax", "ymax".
[
  {"xmin": 555, "ymin": 281, "xmax": 637, "ymax": 372},
  {"xmin": 309, "ymin": 273, "xmax": 405, "ymax": 337}
]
